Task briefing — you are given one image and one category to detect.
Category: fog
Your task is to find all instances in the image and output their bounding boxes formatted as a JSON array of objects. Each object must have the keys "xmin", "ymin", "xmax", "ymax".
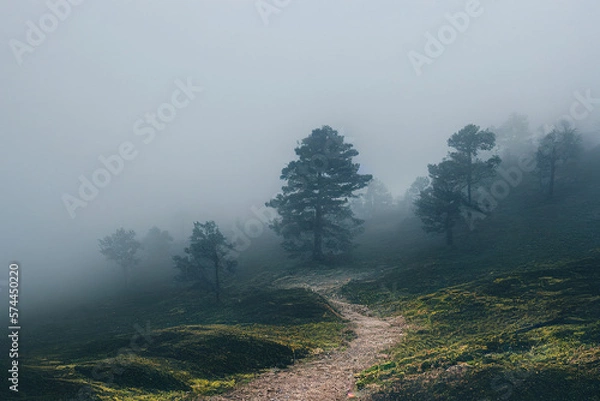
[{"xmin": 1, "ymin": 0, "xmax": 599, "ymax": 309}]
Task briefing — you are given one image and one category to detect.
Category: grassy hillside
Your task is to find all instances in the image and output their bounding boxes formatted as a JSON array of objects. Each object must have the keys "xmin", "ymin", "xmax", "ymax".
[
  {"xmin": 18, "ymin": 287, "xmax": 351, "ymax": 400},
  {"xmin": 343, "ymin": 254, "xmax": 600, "ymax": 400},
  {"xmin": 340, "ymin": 146, "xmax": 600, "ymax": 400}
]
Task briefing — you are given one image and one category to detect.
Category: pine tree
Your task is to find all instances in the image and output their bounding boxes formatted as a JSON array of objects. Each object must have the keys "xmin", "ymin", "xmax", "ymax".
[
  {"xmin": 267, "ymin": 126, "xmax": 372, "ymax": 261},
  {"xmin": 173, "ymin": 221, "xmax": 236, "ymax": 302},
  {"xmin": 447, "ymin": 124, "xmax": 501, "ymax": 205},
  {"xmin": 414, "ymin": 161, "xmax": 463, "ymax": 246},
  {"xmin": 536, "ymin": 121, "xmax": 582, "ymax": 198},
  {"xmin": 415, "ymin": 124, "xmax": 501, "ymax": 245}
]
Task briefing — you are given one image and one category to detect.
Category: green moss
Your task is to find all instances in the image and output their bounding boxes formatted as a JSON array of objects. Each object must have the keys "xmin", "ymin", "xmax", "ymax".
[
  {"xmin": 349, "ymin": 255, "xmax": 600, "ymax": 400},
  {"xmin": 24, "ymin": 287, "xmax": 349, "ymax": 400},
  {"xmin": 74, "ymin": 358, "xmax": 189, "ymax": 391}
]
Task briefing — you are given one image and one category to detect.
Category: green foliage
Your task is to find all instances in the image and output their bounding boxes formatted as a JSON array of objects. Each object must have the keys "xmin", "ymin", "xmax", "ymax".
[
  {"xmin": 267, "ymin": 125, "xmax": 372, "ymax": 261},
  {"xmin": 414, "ymin": 160, "xmax": 464, "ymax": 245},
  {"xmin": 173, "ymin": 221, "xmax": 236, "ymax": 302},
  {"xmin": 414, "ymin": 124, "xmax": 501, "ymax": 246},
  {"xmin": 447, "ymin": 123, "xmax": 501, "ymax": 205}
]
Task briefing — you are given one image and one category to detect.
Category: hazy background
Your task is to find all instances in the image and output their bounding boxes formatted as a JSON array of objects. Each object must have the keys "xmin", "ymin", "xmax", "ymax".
[{"xmin": 1, "ymin": 0, "xmax": 599, "ymax": 307}]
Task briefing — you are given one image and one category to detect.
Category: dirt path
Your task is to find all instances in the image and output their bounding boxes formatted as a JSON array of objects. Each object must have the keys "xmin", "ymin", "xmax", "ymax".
[{"xmin": 205, "ymin": 273, "xmax": 405, "ymax": 401}]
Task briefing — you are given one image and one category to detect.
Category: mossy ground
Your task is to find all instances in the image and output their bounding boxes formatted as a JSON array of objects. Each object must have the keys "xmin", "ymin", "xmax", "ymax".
[
  {"xmin": 18, "ymin": 287, "xmax": 349, "ymax": 400},
  {"xmin": 342, "ymin": 253, "xmax": 600, "ymax": 400}
]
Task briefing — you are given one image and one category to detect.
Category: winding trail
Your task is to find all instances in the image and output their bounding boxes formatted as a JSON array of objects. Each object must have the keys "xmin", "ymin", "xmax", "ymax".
[{"xmin": 205, "ymin": 271, "xmax": 405, "ymax": 401}]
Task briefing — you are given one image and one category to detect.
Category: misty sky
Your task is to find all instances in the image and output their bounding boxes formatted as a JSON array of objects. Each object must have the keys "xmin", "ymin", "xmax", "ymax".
[{"xmin": 1, "ymin": 0, "xmax": 599, "ymax": 300}]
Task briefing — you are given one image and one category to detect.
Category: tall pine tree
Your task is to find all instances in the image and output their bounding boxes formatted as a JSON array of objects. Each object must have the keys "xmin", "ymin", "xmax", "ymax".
[
  {"xmin": 415, "ymin": 124, "xmax": 501, "ymax": 245},
  {"xmin": 267, "ymin": 126, "xmax": 372, "ymax": 261}
]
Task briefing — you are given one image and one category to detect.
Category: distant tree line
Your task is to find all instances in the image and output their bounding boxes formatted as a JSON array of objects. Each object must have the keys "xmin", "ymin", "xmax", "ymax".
[
  {"xmin": 97, "ymin": 117, "xmax": 586, "ymax": 298},
  {"xmin": 98, "ymin": 222, "xmax": 235, "ymax": 302},
  {"xmin": 411, "ymin": 118, "xmax": 583, "ymax": 245}
]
